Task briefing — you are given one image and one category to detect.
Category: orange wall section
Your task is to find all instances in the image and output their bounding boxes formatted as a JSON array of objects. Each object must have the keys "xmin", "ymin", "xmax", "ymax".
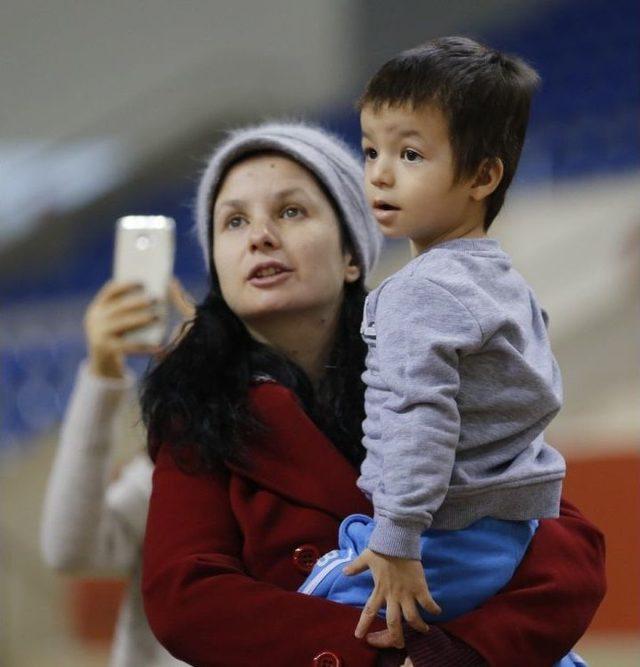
[
  {"xmin": 562, "ymin": 449, "xmax": 640, "ymax": 634},
  {"xmin": 68, "ymin": 579, "xmax": 126, "ymax": 643}
]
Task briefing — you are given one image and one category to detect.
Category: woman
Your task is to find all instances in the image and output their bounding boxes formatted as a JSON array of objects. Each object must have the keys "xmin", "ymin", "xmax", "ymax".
[
  {"xmin": 141, "ymin": 121, "xmax": 605, "ymax": 667},
  {"xmin": 41, "ymin": 278, "xmax": 195, "ymax": 667}
]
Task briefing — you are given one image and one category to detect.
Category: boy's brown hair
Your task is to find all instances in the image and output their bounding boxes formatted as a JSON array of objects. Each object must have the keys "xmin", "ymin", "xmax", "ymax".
[{"xmin": 358, "ymin": 36, "xmax": 540, "ymax": 228}]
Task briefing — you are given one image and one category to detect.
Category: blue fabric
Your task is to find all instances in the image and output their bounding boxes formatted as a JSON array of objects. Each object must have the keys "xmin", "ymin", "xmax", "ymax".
[
  {"xmin": 556, "ymin": 652, "xmax": 588, "ymax": 666},
  {"xmin": 299, "ymin": 513, "xmax": 537, "ymax": 623},
  {"xmin": 299, "ymin": 513, "xmax": 587, "ymax": 665}
]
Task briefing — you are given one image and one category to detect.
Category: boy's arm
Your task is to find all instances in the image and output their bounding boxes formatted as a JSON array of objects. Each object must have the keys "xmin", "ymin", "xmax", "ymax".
[{"xmin": 367, "ymin": 276, "xmax": 482, "ymax": 559}]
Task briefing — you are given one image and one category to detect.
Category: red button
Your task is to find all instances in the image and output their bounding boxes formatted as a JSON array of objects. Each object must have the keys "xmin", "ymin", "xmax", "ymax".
[
  {"xmin": 292, "ymin": 544, "xmax": 320, "ymax": 574},
  {"xmin": 313, "ymin": 650, "xmax": 342, "ymax": 667}
]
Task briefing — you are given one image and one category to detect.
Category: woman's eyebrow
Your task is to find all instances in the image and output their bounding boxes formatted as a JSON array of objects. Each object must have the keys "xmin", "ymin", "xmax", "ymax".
[
  {"xmin": 272, "ymin": 187, "xmax": 309, "ymax": 201},
  {"xmin": 215, "ymin": 198, "xmax": 244, "ymax": 212},
  {"xmin": 215, "ymin": 188, "xmax": 310, "ymax": 213}
]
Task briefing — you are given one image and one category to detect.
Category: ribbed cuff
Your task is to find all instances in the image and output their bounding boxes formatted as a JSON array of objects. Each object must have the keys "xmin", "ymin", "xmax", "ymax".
[
  {"xmin": 368, "ymin": 514, "xmax": 425, "ymax": 559},
  {"xmin": 404, "ymin": 627, "xmax": 487, "ymax": 667},
  {"xmin": 65, "ymin": 361, "xmax": 137, "ymax": 454},
  {"xmin": 80, "ymin": 359, "xmax": 136, "ymax": 392}
]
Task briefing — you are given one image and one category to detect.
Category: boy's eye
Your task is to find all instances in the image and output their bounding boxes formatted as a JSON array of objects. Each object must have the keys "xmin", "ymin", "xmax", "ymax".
[
  {"xmin": 226, "ymin": 215, "xmax": 247, "ymax": 229},
  {"xmin": 363, "ymin": 147, "xmax": 377, "ymax": 160},
  {"xmin": 282, "ymin": 206, "xmax": 303, "ymax": 219},
  {"xmin": 402, "ymin": 149, "xmax": 423, "ymax": 162}
]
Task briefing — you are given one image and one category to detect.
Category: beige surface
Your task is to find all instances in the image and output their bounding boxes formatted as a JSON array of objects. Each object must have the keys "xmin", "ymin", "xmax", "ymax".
[
  {"xmin": 1, "ymin": 432, "xmax": 110, "ymax": 667},
  {"xmin": 576, "ymin": 636, "xmax": 640, "ymax": 666}
]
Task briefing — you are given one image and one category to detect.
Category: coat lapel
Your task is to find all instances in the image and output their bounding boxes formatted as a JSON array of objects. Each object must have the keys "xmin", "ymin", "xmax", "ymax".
[{"xmin": 226, "ymin": 382, "xmax": 373, "ymax": 520}]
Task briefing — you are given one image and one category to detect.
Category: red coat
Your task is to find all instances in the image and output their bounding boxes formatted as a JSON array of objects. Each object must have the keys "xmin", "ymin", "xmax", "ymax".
[{"xmin": 142, "ymin": 382, "xmax": 606, "ymax": 667}]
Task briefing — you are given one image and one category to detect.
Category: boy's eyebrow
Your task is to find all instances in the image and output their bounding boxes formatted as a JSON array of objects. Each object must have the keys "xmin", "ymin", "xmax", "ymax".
[
  {"xmin": 398, "ymin": 129, "xmax": 425, "ymax": 140},
  {"xmin": 361, "ymin": 128, "xmax": 425, "ymax": 141}
]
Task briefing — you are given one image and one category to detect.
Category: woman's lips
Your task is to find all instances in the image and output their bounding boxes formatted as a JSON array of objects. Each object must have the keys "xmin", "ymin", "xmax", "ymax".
[{"xmin": 248, "ymin": 270, "xmax": 293, "ymax": 287}]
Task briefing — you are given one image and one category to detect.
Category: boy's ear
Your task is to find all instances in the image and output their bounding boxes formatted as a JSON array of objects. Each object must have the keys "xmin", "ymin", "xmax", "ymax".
[{"xmin": 469, "ymin": 157, "xmax": 504, "ymax": 202}]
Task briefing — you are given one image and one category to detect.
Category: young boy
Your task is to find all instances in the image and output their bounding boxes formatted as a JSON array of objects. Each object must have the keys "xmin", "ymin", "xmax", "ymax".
[{"xmin": 300, "ymin": 36, "xmax": 567, "ymax": 652}]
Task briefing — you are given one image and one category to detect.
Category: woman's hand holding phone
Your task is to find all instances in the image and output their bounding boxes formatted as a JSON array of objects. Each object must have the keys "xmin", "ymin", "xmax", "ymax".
[
  {"xmin": 85, "ymin": 278, "xmax": 195, "ymax": 379},
  {"xmin": 85, "ymin": 280, "xmax": 160, "ymax": 379}
]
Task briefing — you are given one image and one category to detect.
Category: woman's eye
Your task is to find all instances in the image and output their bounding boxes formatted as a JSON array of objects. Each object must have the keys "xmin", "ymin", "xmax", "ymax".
[
  {"xmin": 402, "ymin": 149, "xmax": 423, "ymax": 163},
  {"xmin": 282, "ymin": 206, "xmax": 302, "ymax": 219},
  {"xmin": 363, "ymin": 147, "xmax": 377, "ymax": 160}
]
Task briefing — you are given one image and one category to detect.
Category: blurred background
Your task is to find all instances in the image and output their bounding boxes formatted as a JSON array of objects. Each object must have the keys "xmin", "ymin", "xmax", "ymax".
[{"xmin": 1, "ymin": 0, "xmax": 638, "ymax": 665}]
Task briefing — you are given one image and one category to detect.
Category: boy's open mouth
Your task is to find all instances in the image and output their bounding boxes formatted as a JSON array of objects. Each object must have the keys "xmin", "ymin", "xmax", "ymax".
[{"xmin": 373, "ymin": 199, "xmax": 400, "ymax": 211}]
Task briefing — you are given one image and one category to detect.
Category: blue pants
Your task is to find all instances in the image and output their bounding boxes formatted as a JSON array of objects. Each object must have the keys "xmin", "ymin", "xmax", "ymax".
[{"xmin": 299, "ymin": 514, "xmax": 587, "ymax": 666}]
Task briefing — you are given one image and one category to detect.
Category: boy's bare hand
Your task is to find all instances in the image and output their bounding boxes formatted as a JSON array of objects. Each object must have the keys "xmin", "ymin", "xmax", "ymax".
[{"xmin": 343, "ymin": 548, "xmax": 441, "ymax": 649}]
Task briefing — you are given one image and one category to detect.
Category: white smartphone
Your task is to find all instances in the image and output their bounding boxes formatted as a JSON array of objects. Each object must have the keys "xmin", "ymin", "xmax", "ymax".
[{"xmin": 113, "ymin": 215, "xmax": 176, "ymax": 347}]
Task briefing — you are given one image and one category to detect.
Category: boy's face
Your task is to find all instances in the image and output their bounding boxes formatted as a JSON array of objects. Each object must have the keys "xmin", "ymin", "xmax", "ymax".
[{"xmin": 360, "ymin": 103, "xmax": 480, "ymax": 252}]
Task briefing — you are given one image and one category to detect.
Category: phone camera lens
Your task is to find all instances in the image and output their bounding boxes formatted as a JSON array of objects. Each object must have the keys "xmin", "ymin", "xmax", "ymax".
[{"xmin": 136, "ymin": 234, "xmax": 151, "ymax": 250}]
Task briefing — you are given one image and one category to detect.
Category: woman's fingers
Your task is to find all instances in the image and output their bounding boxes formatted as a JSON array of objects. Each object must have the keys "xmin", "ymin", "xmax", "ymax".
[
  {"xmin": 168, "ymin": 319, "xmax": 193, "ymax": 347},
  {"xmin": 96, "ymin": 280, "xmax": 143, "ymax": 304},
  {"xmin": 121, "ymin": 342, "xmax": 163, "ymax": 356},
  {"xmin": 104, "ymin": 293, "xmax": 157, "ymax": 319},
  {"xmin": 168, "ymin": 277, "xmax": 196, "ymax": 319},
  {"xmin": 86, "ymin": 283, "xmax": 148, "ymax": 339},
  {"xmin": 354, "ymin": 593, "xmax": 383, "ymax": 639},
  {"xmin": 85, "ymin": 281, "xmax": 159, "ymax": 375},
  {"xmin": 105, "ymin": 311, "xmax": 159, "ymax": 336}
]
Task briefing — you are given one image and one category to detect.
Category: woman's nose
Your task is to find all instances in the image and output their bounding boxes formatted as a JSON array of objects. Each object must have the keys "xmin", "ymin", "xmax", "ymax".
[{"xmin": 248, "ymin": 218, "xmax": 281, "ymax": 251}]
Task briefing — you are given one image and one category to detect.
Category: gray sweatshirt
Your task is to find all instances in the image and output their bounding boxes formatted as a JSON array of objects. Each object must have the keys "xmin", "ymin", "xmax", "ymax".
[{"xmin": 358, "ymin": 238, "xmax": 565, "ymax": 560}]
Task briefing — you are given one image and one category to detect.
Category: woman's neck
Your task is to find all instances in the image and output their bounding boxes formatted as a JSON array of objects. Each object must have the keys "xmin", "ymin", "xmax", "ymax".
[{"xmin": 245, "ymin": 305, "xmax": 340, "ymax": 386}]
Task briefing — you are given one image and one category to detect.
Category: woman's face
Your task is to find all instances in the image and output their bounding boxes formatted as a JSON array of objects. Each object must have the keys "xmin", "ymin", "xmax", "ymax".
[{"xmin": 212, "ymin": 153, "xmax": 361, "ymax": 326}]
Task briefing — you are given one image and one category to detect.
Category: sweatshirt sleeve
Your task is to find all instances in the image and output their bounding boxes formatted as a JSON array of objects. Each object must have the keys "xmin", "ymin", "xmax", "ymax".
[
  {"xmin": 441, "ymin": 498, "xmax": 606, "ymax": 666},
  {"xmin": 40, "ymin": 360, "xmax": 150, "ymax": 575},
  {"xmin": 367, "ymin": 277, "xmax": 482, "ymax": 559}
]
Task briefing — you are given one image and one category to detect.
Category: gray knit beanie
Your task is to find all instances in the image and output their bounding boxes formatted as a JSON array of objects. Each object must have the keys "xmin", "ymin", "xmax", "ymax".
[{"xmin": 195, "ymin": 121, "xmax": 382, "ymax": 279}]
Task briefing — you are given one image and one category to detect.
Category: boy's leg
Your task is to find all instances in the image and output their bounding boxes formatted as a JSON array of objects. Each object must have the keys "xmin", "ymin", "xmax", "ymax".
[{"xmin": 299, "ymin": 514, "xmax": 538, "ymax": 623}]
